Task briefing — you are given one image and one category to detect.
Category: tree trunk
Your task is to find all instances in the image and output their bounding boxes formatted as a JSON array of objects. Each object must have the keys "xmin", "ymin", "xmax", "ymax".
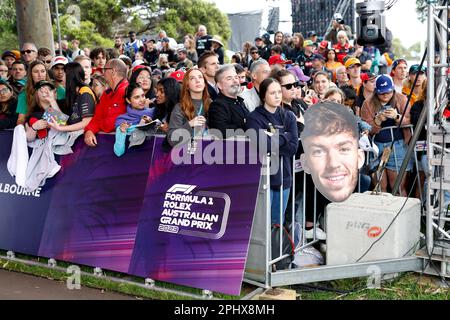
[{"xmin": 15, "ymin": 0, "xmax": 54, "ymax": 52}]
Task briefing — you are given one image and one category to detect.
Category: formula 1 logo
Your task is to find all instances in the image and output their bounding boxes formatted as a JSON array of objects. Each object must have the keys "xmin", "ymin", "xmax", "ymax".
[
  {"xmin": 159, "ymin": 184, "xmax": 231, "ymax": 239},
  {"xmin": 167, "ymin": 184, "xmax": 197, "ymax": 194}
]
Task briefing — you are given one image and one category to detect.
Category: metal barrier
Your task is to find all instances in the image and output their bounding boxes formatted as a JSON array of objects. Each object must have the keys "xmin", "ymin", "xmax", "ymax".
[{"xmin": 244, "ymin": 131, "xmax": 424, "ymax": 288}]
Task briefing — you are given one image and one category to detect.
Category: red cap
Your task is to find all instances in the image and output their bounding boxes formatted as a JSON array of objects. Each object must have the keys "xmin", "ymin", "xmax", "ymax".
[
  {"xmin": 268, "ymin": 54, "xmax": 292, "ymax": 66},
  {"xmin": 319, "ymin": 40, "xmax": 329, "ymax": 49},
  {"xmin": 170, "ymin": 70, "xmax": 185, "ymax": 82},
  {"xmin": 132, "ymin": 65, "xmax": 149, "ymax": 73}
]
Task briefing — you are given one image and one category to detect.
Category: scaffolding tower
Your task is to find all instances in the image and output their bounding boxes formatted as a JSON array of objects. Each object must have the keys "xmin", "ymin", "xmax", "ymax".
[{"xmin": 420, "ymin": 0, "xmax": 450, "ymax": 279}]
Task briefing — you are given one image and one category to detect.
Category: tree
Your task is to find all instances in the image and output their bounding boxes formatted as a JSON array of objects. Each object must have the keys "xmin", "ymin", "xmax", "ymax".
[
  {"xmin": 415, "ymin": 0, "xmax": 428, "ymax": 23},
  {"xmin": 0, "ymin": 0, "xmax": 18, "ymax": 51},
  {"xmin": 157, "ymin": 0, "xmax": 231, "ymax": 43},
  {"xmin": 55, "ymin": 15, "xmax": 114, "ymax": 48}
]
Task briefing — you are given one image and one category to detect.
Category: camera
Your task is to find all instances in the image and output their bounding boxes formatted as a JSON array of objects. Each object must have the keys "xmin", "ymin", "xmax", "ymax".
[{"xmin": 356, "ymin": 0, "xmax": 386, "ymax": 46}]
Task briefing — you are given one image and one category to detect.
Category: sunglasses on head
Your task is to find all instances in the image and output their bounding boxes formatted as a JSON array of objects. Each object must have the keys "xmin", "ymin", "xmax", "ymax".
[
  {"xmin": 281, "ymin": 82, "xmax": 300, "ymax": 90},
  {"xmin": 21, "ymin": 49, "xmax": 35, "ymax": 55}
]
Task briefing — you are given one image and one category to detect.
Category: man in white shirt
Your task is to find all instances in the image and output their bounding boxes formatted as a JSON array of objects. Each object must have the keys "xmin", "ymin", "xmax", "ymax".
[{"xmin": 239, "ymin": 60, "xmax": 271, "ymax": 112}]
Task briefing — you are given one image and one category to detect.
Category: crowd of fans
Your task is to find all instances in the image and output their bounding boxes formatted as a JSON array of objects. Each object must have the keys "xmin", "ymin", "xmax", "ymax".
[{"xmin": 0, "ymin": 21, "xmax": 429, "ymax": 240}]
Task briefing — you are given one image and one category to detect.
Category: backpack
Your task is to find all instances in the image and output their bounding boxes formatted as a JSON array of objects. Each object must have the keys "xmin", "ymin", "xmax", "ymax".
[{"xmin": 271, "ymin": 223, "xmax": 295, "ymax": 271}]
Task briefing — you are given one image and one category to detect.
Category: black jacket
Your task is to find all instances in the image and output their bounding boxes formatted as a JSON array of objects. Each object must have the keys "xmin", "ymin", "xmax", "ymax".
[
  {"xmin": 0, "ymin": 99, "xmax": 18, "ymax": 129},
  {"xmin": 207, "ymin": 83, "xmax": 219, "ymax": 101},
  {"xmin": 208, "ymin": 93, "xmax": 249, "ymax": 138},
  {"xmin": 246, "ymin": 106, "xmax": 298, "ymax": 189}
]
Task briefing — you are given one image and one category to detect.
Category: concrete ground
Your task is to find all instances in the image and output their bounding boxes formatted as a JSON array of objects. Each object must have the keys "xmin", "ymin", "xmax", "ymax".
[{"xmin": 0, "ymin": 269, "xmax": 138, "ymax": 300}]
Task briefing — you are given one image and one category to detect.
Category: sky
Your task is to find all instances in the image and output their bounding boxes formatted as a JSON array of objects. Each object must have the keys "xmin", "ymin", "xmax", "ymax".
[{"xmin": 208, "ymin": 0, "xmax": 427, "ymax": 48}]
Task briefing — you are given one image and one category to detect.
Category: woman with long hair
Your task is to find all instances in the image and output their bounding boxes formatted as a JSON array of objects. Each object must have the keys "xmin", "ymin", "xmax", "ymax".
[
  {"xmin": 325, "ymin": 48, "xmax": 343, "ymax": 72},
  {"xmin": 129, "ymin": 66, "xmax": 156, "ymax": 101},
  {"xmin": 91, "ymin": 74, "xmax": 108, "ymax": 101},
  {"xmin": 24, "ymin": 80, "xmax": 59, "ymax": 142},
  {"xmin": 183, "ymin": 35, "xmax": 198, "ymax": 64},
  {"xmin": 360, "ymin": 75, "xmax": 411, "ymax": 196},
  {"xmin": 246, "ymin": 77, "xmax": 298, "ymax": 225},
  {"xmin": 16, "ymin": 60, "xmax": 50, "ymax": 125},
  {"xmin": 288, "ymin": 33, "xmax": 304, "ymax": 61},
  {"xmin": 167, "ymin": 68, "xmax": 210, "ymax": 146},
  {"xmin": 47, "ymin": 62, "xmax": 95, "ymax": 132},
  {"xmin": 0, "ymin": 80, "xmax": 18, "ymax": 129},
  {"xmin": 153, "ymin": 77, "xmax": 181, "ymax": 133}
]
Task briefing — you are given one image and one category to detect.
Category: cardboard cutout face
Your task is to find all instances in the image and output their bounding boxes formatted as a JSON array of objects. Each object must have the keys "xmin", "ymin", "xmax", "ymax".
[{"xmin": 301, "ymin": 132, "xmax": 365, "ymax": 202}]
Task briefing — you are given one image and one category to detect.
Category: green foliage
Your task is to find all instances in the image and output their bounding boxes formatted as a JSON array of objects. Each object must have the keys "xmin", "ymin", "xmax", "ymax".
[
  {"xmin": 0, "ymin": 0, "xmax": 18, "ymax": 51},
  {"xmin": 158, "ymin": 0, "xmax": 231, "ymax": 43},
  {"xmin": 415, "ymin": 0, "xmax": 428, "ymax": 23},
  {"xmin": 54, "ymin": 15, "xmax": 114, "ymax": 48}
]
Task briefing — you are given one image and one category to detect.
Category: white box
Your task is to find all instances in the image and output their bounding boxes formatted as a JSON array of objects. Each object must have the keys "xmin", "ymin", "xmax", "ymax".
[{"xmin": 326, "ymin": 192, "xmax": 421, "ymax": 266}]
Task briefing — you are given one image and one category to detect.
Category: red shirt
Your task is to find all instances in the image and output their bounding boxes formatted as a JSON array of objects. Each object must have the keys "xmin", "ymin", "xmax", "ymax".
[
  {"xmin": 333, "ymin": 43, "xmax": 353, "ymax": 64},
  {"xmin": 85, "ymin": 79, "xmax": 128, "ymax": 134}
]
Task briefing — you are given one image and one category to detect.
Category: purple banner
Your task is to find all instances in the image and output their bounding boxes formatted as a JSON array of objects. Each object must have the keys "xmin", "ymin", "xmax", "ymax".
[{"xmin": 0, "ymin": 131, "xmax": 261, "ymax": 295}]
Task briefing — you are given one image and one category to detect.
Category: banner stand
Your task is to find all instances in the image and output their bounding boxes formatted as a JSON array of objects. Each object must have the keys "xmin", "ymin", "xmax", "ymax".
[{"xmin": 0, "ymin": 252, "xmax": 220, "ymax": 300}]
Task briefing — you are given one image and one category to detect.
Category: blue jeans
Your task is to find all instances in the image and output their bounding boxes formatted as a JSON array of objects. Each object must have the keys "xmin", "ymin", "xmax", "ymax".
[{"xmin": 271, "ymin": 188, "xmax": 291, "ymax": 225}]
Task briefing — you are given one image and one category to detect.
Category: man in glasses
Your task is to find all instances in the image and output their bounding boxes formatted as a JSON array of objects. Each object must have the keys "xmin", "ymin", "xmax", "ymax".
[
  {"xmin": 38, "ymin": 47, "xmax": 54, "ymax": 70},
  {"xmin": 84, "ymin": 59, "xmax": 129, "ymax": 147},
  {"xmin": 248, "ymin": 46, "xmax": 262, "ymax": 70},
  {"xmin": 240, "ymin": 60, "xmax": 271, "ymax": 112},
  {"xmin": 20, "ymin": 43, "xmax": 38, "ymax": 65}
]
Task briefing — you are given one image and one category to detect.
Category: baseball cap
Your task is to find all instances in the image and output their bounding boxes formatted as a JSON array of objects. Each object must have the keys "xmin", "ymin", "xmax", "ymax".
[
  {"xmin": 311, "ymin": 54, "xmax": 325, "ymax": 61},
  {"xmin": 268, "ymin": 54, "xmax": 292, "ymax": 66},
  {"xmin": 360, "ymin": 72, "xmax": 376, "ymax": 83},
  {"xmin": 287, "ymin": 65, "xmax": 310, "ymax": 83},
  {"xmin": 0, "ymin": 79, "xmax": 14, "ymax": 92},
  {"xmin": 319, "ymin": 40, "xmax": 329, "ymax": 49},
  {"xmin": 409, "ymin": 64, "xmax": 427, "ymax": 74},
  {"xmin": 307, "ymin": 31, "xmax": 317, "ymax": 38},
  {"xmin": 391, "ymin": 58, "xmax": 407, "ymax": 70},
  {"xmin": 303, "ymin": 40, "xmax": 314, "ymax": 48},
  {"xmin": 50, "ymin": 56, "xmax": 68, "ymax": 69},
  {"xmin": 170, "ymin": 70, "xmax": 185, "ymax": 82},
  {"xmin": 34, "ymin": 80, "xmax": 56, "ymax": 91},
  {"xmin": 152, "ymin": 69, "xmax": 163, "ymax": 77},
  {"xmin": 254, "ymin": 36, "xmax": 263, "ymax": 42},
  {"xmin": 1, "ymin": 51, "xmax": 17, "ymax": 60},
  {"xmin": 375, "ymin": 74, "xmax": 394, "ymax": 94},
  {"xmin": 345, "ymin": 57, "xmax": 361, "ymax": 69},
  {"xmin": 162, "ymin": 37, "xmax": 170, "ymax": 43}
]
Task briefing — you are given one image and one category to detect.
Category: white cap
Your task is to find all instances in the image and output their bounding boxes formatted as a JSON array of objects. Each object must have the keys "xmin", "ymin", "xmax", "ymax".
[{"xmin": 50, "ymin": 56, "xmax": 68, "ymax": 69}]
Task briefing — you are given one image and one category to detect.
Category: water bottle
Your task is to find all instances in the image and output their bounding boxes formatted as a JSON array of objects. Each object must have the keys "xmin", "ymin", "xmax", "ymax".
[{"xmin": 193, "ymin": 123, "xmax": 205, "ymax": 138}]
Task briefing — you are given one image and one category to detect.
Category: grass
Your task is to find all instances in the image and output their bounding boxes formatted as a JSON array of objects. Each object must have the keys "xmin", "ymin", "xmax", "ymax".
[
  {"xmin": 0, "ymin": 250, "xmax": 245, "ymax": 300},
  {"xmin": 292, "ymin": 273, "xmax": 450, "ymax": 300},
  {"xmin": 1, "ymin": 250, "xmax": 448, "ymax": 300}
]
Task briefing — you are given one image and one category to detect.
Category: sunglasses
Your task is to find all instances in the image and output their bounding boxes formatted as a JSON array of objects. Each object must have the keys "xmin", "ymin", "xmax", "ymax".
[
  {"xmin": 43, "ymin": 60, "xmax": 52, "ymax": 64},
  {"xmin": 21, "ymin": 49, "xmax": 36, "ymax": 55},
  {"xmin": 251, "ymin": 51, "xmax": 259, "ymax": 54},
  {"xmin": 281, "ymin": 82, "xmax": 300, "ymax": 90},
  {"xmin": 0, "ymin": 88, "xmax": 11, "ymax": 94}
]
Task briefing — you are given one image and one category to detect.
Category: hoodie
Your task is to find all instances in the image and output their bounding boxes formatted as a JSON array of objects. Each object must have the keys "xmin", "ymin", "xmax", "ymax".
[
  {"xmin": 246, "ymin": 106, "xmax": 298, "ymax": 189},
  {"xmin": 115, "ymin": 105, "xmax": 155, "ymax": 128}
]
